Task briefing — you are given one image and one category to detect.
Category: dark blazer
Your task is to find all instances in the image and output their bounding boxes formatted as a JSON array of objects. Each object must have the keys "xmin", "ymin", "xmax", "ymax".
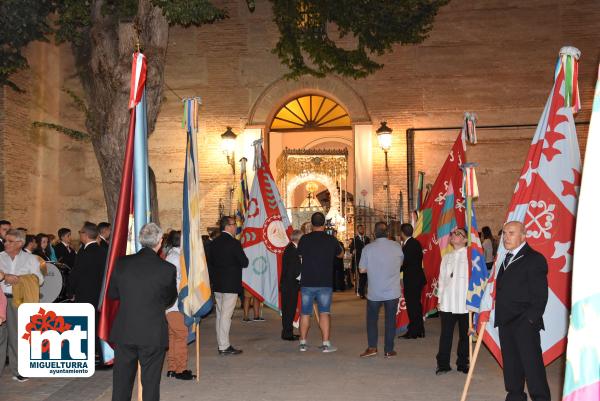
[
  {"xmin": 108, "ymin": 247, "xmax": 177, "ymax": 347},
  {"xmin": 207, "ymin": 232, "xmax": 249, "ymax": 293},
  {"xmin": 494, "ymin": 243, "xmax": 548, "ymax": 330},
  {"xmin": 281, "ymin": 243, "xmax": 301, "ymax": 289},
  {"xmin": 68, "ymin": 242, "xmax": 107, "ymax": 308},
  {"xmin": 54, "ymin": 242, "xmax": 76, "ymax": 268},
  {"xmin": 350, "ymin": 235, "xmax": 370, "ymax": 266},
  {"xmin": 401, "ymin": 237, "xmax": 426, "ymax": 286},
  {"xmin": 99, "ymin": 237, "xmax": 109, "ymax": 250}
]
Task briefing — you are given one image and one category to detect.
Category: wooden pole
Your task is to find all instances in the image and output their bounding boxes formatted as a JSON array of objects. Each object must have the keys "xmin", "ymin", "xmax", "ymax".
[
  {"xmin": 468, "ymin": 312, "xmax": 473, "ymax": 362},
  {"xmin": 137, "ymin": 362, "xmax": 142, "ymax": 401},
  {"xmin": 313, "ymin": 303, "xmax": 320, "ymax": 324},
  {"xmin": 195, "ymin": 323, "xmax": 200, "ymax": 382},
  {"xmin": 459, "ymin": 321, "xmax": 487, "ymax": 401}
]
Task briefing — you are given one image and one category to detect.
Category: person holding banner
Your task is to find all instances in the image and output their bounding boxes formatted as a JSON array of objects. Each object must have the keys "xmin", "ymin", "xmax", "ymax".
[
  {"xmin": 399, "ymin": 223, "xmax": 426, "ymax": 339},
  {"xmin": 435, "ymin": 227, "xmax": 470, "ymax": 375},
  {"xmin": 280, "ymin": 229, "xmax": 303, "ymax": 341},
  {"xmin": 494, "ymin": 221, "xmax": 550, "ymax": 401},
  {"xmin": 207, "ymin": 216, "xmax": 249, "ymax": 356}
]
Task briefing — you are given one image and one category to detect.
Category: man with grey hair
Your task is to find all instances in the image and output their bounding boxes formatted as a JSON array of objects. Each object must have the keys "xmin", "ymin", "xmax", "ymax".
[
  {"xmin": 281, "ymin": 229, "xmax": 303, "ymax": 341},
  {"xmin": 0, "ymin": 228, "xmax": 44, "ymax": 382},
  {"xmin": 109, "ymin": 222, "xmax": 177, "ymax": 401},
  {"xmin": 358, "ymin": 222, "xmax": 404, "ymax": 358},
  {"xmin": 495, "ymin": 221, "xmax": 550, "ymax": 401}
]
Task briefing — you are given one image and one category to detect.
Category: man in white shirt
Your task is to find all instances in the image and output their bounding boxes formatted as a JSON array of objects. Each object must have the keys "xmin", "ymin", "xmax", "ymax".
[
  {"xmin": 0, "ymin": 229, "xmax": 44, "ymax": 382},
  {"xmin": 435, "ymin": 227, "xmax": 469, "ymax": 375}
]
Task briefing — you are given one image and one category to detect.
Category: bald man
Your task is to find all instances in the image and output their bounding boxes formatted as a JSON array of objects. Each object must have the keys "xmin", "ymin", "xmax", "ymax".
[{"xmin": 494, "ymin": 221, "xmax": 550, "ymax": 401}]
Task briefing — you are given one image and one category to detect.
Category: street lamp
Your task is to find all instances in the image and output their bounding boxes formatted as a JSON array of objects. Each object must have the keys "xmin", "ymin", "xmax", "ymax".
[
  {"xmin": 221, "ymin": 126, "xmax": 237, "ymax": 176},
  {"xmin": 376, "ymin": 121, "xmax": 393, "ymax": 224}
]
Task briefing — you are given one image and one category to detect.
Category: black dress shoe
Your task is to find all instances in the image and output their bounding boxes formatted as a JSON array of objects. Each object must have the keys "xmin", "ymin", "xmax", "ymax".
[
  {"xmin": 175, "ymin": 370, "xmax": 196, "ymax": 380},
  {"xmin": 166, "ymin": 370, "xmax": 176, "ymax": 378},
  {"xmin": 400, "ymin": 333, "xmax": 414, "ymax": 339},
  {"xmin": 435, "ymin": 367, "xmax": 452, "ymax": 375},
  {"xmin": 457, "ymin": 366, "xmax": 469, "ymax": 374},
  {"xmin": 219, "ymin": 346, "xmax": 243, "ymax": 355},
  {"xmin": 281, "ymin": 334, "xmax": 300, "ymax": 341}
]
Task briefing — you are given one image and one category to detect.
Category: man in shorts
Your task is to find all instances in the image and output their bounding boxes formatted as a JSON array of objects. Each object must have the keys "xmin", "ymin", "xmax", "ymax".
[{"xmin": 297, "ymin": 212, "xmax": 344, "ymax": 352}]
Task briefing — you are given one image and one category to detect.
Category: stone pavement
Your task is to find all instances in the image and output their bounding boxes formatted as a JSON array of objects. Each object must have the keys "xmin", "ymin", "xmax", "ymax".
[{"xmin": 1, "ymin": 292, "xmax": 565, "ymax": 401}]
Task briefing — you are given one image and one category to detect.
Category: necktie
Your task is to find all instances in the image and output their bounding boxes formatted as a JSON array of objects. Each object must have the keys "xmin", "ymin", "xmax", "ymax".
[{"xmin": 497, "ymin": 252, "xmax": 514, "ymax": 283}]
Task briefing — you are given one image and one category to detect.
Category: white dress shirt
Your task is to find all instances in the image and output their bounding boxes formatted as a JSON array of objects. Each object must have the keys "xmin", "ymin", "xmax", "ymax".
[
  {"xmin": 165, "ymin": 247, "xmax": 182, "ymax": 313},
  {"xmin": 437, "ymin": 247, "xmax": 468, "ymax": 314},
  {"xmin": 0, "ymin": 250, "xmax": 44, "ymax": 295}
]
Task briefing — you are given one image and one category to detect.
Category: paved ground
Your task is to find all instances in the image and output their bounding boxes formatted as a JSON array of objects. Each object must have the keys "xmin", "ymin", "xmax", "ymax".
[{"xmin": 1, "ymin": 292, "xmax": 565, "ymax": 401}]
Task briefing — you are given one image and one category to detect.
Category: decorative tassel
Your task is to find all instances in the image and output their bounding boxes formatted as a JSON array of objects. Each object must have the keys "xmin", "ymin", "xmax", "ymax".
[
  {"xmin": 253, "ymin": 138, "xmax": 263, "ymax": 170},
  {"xmin": 557, "ymin": 46, "xmax": 581, "ymax": 113},
  {"xmin": 461, "ymin": 162, "xmax": 479, "ymax": 199},
  {"xmin": 462, "ymin": 112, "xmax": 478, "ymax": 145}
]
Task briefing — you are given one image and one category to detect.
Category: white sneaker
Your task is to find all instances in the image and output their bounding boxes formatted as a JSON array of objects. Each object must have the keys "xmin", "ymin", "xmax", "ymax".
[
  {"xmin": 13, "ymin": 375, "xmax": 28, "ymax": 382},
  {"xmin": 299, "ymin": 343, "xmax": 308, "ymax": 352},
  {"xmin": 321, "ymin": 344, "xmax": 337, "ymax": 353}
]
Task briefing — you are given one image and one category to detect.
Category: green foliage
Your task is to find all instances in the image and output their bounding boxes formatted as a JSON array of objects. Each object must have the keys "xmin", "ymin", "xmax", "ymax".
[
  {"xmin": 151, "ymin": 0, "xmax": 227, "ymax": 26},
  {"xmin": 32, "ymin": 121, "xmax": 91, "ymax": 141},
  {"xmin": 271, "ymin": 0, "xmax": 450, "ymax": 79},
  {"xmin": 0, "ymin": 0, "xmax": 55, "ymax": 91}
]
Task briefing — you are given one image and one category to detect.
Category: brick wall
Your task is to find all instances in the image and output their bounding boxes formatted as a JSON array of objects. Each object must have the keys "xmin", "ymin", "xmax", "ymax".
[{"xmin": 1, "ymin": 0, "xmax": 599, "ymax": 235}]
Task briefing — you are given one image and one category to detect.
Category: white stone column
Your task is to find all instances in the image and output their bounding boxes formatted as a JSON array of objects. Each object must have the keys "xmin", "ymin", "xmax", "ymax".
[{"xmin": 353, "ymin": 124, "xmax": 374, "ymax": 207}]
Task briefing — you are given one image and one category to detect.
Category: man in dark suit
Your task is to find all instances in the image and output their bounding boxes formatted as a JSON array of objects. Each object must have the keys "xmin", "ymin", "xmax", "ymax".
[
  {"xmin": 69, "ymin": 223, "xmax": 107, "ymax": 307},
  {"xmin": 494, "ymin": 221, "xmax": 550, "ymax": 401},
  {"xmin": 54, "ymin": 227, "xmax": 77, "ymax": 268},
  {"xmin": 68, "ymin": 222, "xmax": 107, "ymax": 367},
  {"xmin": 350, "ymin": 224, "xmax": 370, "ymax": 298},
  {"xmin": 98, "ymin": 222, "xmax": 111, "ymax": 250},
  {"xmin": 280, "ymin": 229, "xmax": 303, "ymax": 341},
  {"xmin": 207, "ymin": 216, "xmax": 249, "ymax": 355},
  {"xmin": 109, "ymin": 222, "xmax": 177, "ymax": 401},
  {"xmin": 399, "ymin": 223, "xmax": 426, "ymax": 339}
]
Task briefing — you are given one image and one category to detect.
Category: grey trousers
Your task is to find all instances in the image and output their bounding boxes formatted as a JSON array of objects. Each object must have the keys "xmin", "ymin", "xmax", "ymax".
[{"xmin": 0, "ymin": 299, "xmax": 19, "ymax": 377}]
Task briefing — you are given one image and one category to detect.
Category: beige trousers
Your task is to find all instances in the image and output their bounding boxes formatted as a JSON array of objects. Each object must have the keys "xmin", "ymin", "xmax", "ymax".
[{"xmin": 214, "ymin": 292, "xmax": 238, "ymax": 351}]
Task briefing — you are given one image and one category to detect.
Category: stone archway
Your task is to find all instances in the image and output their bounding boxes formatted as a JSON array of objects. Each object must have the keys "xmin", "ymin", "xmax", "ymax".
[{"xmin": 247, "ymin": 75, "xmax": 371, "ymax": 128}]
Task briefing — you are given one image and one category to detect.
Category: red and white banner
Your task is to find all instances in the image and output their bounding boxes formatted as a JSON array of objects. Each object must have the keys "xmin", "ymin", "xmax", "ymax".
[{"xmin": 480, "ymin": 47, "xmax": 581, "ymax": 366}]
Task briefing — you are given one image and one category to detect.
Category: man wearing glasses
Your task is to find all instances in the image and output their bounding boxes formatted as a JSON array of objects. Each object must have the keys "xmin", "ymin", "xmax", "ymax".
[
  {"xmin": 207, "ymin": 216, "xmax": 249, "ymax": 355},
  {"xmin": 435, "ymin": 227, "xmax": 470, "ymax": 375},
  {"xmin": 0, "ymin": 229, "xmax": 44, "ymax": 382}
]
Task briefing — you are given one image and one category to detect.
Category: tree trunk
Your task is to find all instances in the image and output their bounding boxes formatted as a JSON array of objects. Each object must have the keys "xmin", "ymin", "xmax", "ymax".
[{"xmin": 74, "ymin": 0, "xmax": 168, "ymax": 223}]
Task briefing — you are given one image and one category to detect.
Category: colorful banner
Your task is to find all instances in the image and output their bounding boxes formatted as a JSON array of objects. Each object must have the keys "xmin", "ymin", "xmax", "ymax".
[
  {"xmin": 235, "ymin": 157, "xmax": 250, "ymax": 239},
  {"xmin": 397, "ymin": 130, "xmax": 466, "ymax": 332},
  {"xmin": 98, "ymin": 52, "xmax": 149, "ymax": 364},
  {"xmin": 480, "ymin": 47, "xmax": 581, "ymax": 366},
  {"xmin": 241, "ymin": 140, "xmax": 292, "ymax": 311},
  {"xmin": 178, "ymin": 97, "xmax": 213, "ymax": 327},
  {"xmin": 562, "ymin": 63, "xmax": 600, "ymax": 401}
]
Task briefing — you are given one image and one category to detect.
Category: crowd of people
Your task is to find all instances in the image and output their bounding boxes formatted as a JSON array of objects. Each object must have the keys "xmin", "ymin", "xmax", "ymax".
[{"xmin": 0, "ymin": 214, "xmax": 551, "ymax": 401}]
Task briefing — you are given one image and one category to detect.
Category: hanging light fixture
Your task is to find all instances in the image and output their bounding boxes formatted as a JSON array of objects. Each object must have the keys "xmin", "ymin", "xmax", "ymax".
[
  {"xmin": 221, "ymin": 126, "xmax": 237, "ymax": 175},
  {"xmin": 376, "ymin": 121, "xmax": 393, "ymax": 152}
]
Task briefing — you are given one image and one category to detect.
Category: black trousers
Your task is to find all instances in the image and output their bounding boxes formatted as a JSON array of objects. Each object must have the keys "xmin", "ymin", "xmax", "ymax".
[
  {"xmin": 358, "ymin": 273, "xmax": 368, "ymax": 297},
  {"xmin": 281, "ymin": 283, "xmax": 299, "ymax": 338},
  {"xmin": 112, "ymin": 344, "xmax": 166, "ymax": 401},
  {"xmin": 404, "ymin": 281, "xmax": 425, "ymax": 336},
  {"xmin": 499, "ymin": 317, "xmax": 550, "ymax": 401},
  {"xmin": 436, "ymin": 311, "xmax": 469, "ymax": 370}
]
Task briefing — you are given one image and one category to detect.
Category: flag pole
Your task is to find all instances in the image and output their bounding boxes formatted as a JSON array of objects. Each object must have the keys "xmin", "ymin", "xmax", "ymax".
[
  {"xmin": 137, "ymin": 362, "xmax": 143, "ymax": 401},
  {"xmin": 195, "ymin": 322, "xmax": 200, "ymax": 382},
  {"xmin": 460, "ymin": 321, "xmax": 486, "ymax": 401},
  {"xmin": 468, "ymin": 312, "xmax": 473, "ymax": 362}
]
